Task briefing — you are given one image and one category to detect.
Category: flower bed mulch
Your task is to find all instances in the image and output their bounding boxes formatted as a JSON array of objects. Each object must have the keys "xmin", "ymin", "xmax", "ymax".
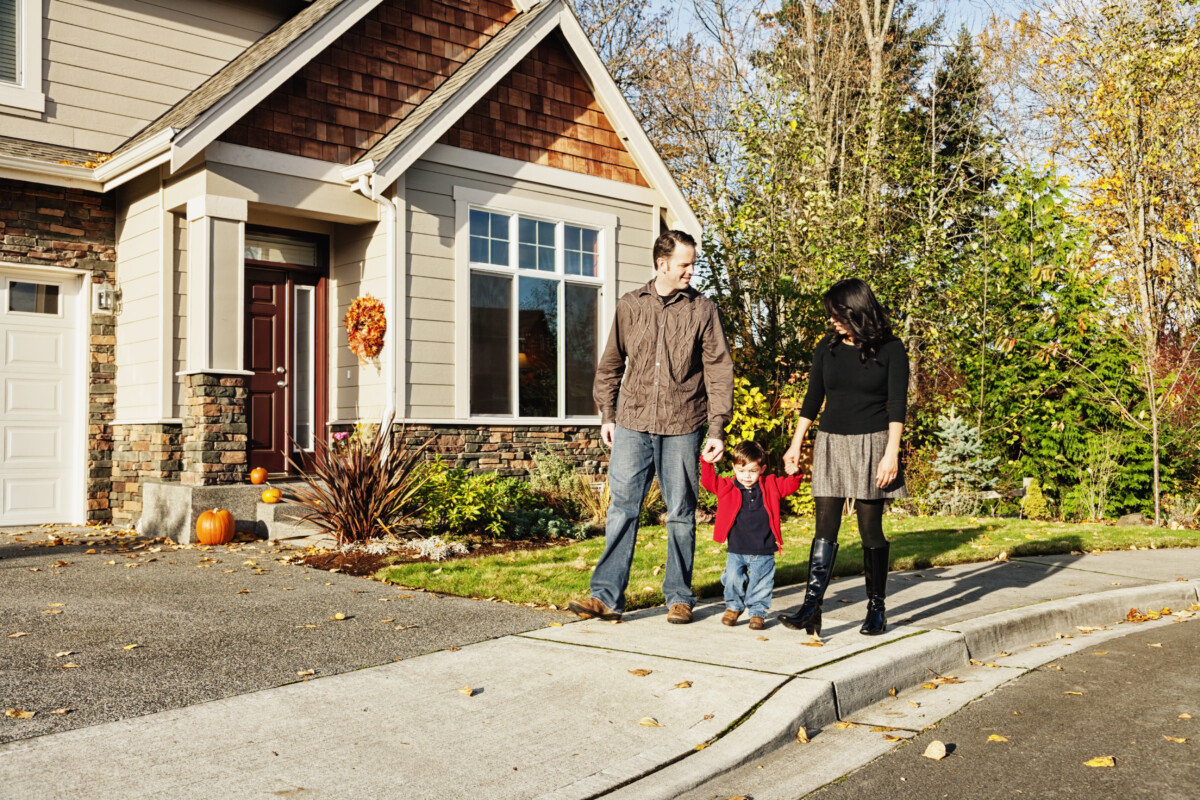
[{"xmin": 297, "ymin": 537, "xmax": 572, "ymax": 578}]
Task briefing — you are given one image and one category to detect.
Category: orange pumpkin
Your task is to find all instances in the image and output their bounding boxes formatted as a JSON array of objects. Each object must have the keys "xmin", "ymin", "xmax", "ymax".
[
  {"xmin": 249, "ymin": 467, "xmax": 268, "ymax": 485},
  {"xmin": 261, "ymin": 488, "xmax": 282, "ymax": 504},
  {"xmin": 195, "ymin": 508, "xmax": 235, "ymax": 546}
]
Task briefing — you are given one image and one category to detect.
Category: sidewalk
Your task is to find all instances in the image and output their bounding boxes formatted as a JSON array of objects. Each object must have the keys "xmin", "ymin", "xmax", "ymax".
[{"xmin": 2, "ymin": 548, "xmax": 1198, "ymax": 799}]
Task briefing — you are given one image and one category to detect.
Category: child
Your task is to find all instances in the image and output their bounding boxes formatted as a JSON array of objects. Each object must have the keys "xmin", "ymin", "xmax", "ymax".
[{"xmin": 701, "ymin": 440, "xmax": 803, "ymax": 630}]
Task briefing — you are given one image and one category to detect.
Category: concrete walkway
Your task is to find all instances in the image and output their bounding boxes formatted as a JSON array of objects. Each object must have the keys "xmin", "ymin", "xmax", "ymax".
[{"xmin": 2, "ymin": 549, "xmax": 1198, "ymax": 799}]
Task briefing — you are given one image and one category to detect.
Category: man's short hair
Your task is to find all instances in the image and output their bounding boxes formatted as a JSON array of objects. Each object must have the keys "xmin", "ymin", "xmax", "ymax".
[
  {"xmin": 730, "ymin": 439, "xmax": 766, "ymax": 466},
  {"xmin": 653, "ymin": 229, "xmax": 697, "ymax": 266}
]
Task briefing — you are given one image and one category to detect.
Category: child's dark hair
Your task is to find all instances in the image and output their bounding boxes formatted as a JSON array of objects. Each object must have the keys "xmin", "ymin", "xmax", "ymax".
[{"xmin": 730, "ymin": 440, "xmax": 766, "ymax": 466}]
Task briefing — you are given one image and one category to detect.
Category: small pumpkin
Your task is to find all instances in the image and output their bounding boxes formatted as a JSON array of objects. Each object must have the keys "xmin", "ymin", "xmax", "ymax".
[
  {"xmin": 261, "ymin": 488, "xmax": 282, "ymax": 504},
  {"xmin": 195, "ymin": 508, "xmax": 235, "ymax": 546},
  {"xmin": 249, "ymin": 467, "xmax": 268, "ymax": 485}
]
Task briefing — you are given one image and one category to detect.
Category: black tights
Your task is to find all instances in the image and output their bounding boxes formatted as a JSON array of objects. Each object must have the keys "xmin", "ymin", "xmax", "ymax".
[{"xmin": 813, "ymin": 497, "xmax": 888, "ymax": 549}]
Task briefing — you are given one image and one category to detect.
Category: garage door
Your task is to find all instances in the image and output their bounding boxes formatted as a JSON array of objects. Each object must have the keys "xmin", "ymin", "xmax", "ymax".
[{"xmin": 0, "ymin": 271, "xmax": 81, "ymax": 525}]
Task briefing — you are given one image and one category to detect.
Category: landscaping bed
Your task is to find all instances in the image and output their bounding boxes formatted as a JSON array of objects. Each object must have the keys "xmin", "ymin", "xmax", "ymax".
[{"xmin": 297, "ymin": 537, "xmax": 571, "ymax": 578}]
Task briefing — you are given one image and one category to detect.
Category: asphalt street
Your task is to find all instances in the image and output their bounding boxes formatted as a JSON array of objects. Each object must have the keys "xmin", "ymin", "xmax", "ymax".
[{"xmin": 0, "ymin": 526, "xmax": 564, "ymax": 743}]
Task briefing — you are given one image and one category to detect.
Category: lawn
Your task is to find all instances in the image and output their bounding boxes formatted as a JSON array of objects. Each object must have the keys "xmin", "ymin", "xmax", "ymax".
[{"xmin": 376, "ymin": 515, "xmax": 1200, "ymax": 611}]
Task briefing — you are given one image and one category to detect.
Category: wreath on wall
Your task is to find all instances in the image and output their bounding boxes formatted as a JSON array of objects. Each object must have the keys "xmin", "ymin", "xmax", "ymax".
[{"xmin": 345, "ymin": 294, "xmax": 387, "ymax": 365}]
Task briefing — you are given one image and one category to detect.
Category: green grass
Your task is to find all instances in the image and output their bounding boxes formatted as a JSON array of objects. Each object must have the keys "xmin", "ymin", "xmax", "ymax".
[{"xmin": 376, "ymin": 516, "xmax": 1200, "ymax": 611}]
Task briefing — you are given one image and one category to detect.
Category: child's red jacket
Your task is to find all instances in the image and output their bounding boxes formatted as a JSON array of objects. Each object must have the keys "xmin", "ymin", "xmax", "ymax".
[{"xmin": 701, "ymin": 460, "xmax": 804, "ymax": 553}]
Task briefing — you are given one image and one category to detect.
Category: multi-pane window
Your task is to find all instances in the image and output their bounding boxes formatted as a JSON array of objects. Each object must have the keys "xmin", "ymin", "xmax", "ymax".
[{"xmin": 468, "ymin": 207, "xmax": 602, "ymax": 418}]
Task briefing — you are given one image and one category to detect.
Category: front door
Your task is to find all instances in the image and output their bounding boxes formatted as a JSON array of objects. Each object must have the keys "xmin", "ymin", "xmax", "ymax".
[{"xmin": 245, "ymin": 266, "xmax": 326, "ymax": 475}]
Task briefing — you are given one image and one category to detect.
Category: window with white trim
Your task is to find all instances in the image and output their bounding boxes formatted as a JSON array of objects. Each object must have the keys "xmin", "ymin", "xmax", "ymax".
[
  {"xmin": 467, "ymin": 206, "xmax": 603, "ymax": 419},
  {"xmin": 0, "ymin": 0, "xmax": 43, "ymax": 112}
]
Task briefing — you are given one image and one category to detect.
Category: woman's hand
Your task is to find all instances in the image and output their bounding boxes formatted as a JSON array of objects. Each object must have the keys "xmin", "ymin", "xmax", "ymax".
[
  {"xmin": 783, "ymin": 441, "xmax": 803, "ymax": 475},
  {"xmin": 875, "ymin": 451, "xmax": 899, "ymax": 488}
]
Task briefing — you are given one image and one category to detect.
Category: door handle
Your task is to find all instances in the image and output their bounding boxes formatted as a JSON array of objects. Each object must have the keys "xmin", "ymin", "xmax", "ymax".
[
  {"xmin": 277, "ymin": 380, "xmax": 288, "ymax": 388},
  {"xmin": 276, "ymin": 366, "xmax": 286, "ymax": 374}
]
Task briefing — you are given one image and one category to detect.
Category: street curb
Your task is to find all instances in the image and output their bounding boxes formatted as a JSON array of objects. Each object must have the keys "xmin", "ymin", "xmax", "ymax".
[
  {"xmin": 613, "ymin": 579, "xmax": 1200, "ymax": 798},
  {"xmin": 942, "ymin": 582, "xmax": 1200, "ymax": 659},
  {"xmin": 599, "ymin": 677, "xmax": 837, "ymax": 800},
  {"xmin": 802, "ymin": 629, "xmax": 969, "ymax": 718}
]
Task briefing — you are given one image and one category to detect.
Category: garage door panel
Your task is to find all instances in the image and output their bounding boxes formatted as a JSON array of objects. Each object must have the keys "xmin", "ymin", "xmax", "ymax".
[
  {"xmin": 4, "ymin": 329, "xmax": 65, "ymax": 370},
  {"xmin": 2, "ymin": 475, "xmax": 62, "ymax": 516},
  {"xmin": 5, "ymin": 377, "xmax": 62, "ymax": 416},
  {"xmin": 4, "ymin": 426, "xmax": 61, "ymax": 463}
]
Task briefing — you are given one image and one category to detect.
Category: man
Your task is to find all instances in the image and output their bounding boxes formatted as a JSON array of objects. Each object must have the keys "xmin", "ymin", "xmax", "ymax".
[{"xmin": 569, "ymin": 229, "xmax": 734, "ymax": 624}]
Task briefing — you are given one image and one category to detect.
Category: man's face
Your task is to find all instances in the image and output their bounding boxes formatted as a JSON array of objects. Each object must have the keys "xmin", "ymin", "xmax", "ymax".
[
  {"xmin": 733, "ymin": 461, "xmax": 762, "ymax": 489},
  {"xmin": 655, "ymin": 243, "xmax": 696, "ymax": 294}
]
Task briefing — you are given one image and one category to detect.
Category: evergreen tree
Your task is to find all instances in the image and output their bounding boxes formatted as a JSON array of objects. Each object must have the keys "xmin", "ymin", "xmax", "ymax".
[{"xmin": 929, "ymin": 409, "xmax": 1000, "ymax": 516}]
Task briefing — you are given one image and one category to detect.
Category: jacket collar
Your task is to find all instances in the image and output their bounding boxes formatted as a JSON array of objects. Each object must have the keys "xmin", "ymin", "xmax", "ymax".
[{"xmin": 637, "ymin": 278, "xmax": 698, "ymax": 306}]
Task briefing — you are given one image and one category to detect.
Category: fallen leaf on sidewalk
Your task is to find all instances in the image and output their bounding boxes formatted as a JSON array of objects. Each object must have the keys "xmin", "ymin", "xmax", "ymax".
[
  {"xmin": 1055, "ymin": 633, "xmax": 1073, "ymax": 639},
  {"xmin": 547, "ymin": 622, "xmax": 562, "ymax": 627},
  {"xmin": 1092, "ymin": 651, "xmax": 1108, "ymax": 656},
  {"xmin": 883, "ymin": 734, "xmax": 903, "ymax": 742},
  {"xmin": 1084, "ymin": 756, "xmax": 1115, "ymax": 768},
  {"xmin": 4, "ymin": 709, "xmax": 35, "ymax": 719},
  {"xmin": 796, "ymin": 726, "xmax": 810, "ymax": 744},
  {"xmin": 801, "ymin": 641, "xmax": 822, "ymax": 647},
  {"xmin": 834, "ymin": 722, "xmax": 861, "ymax": 729},
  {"xmin": 871, "ymin": 725, "xmax": 897, "ymax": 732},
  {"xmin": 638, "ymin": 717, "xmax": 664, "ymax": 727},
  {"xmin": 922, "ymin": 741, "xmax": 948, "ymax": 760},
  {"xmin": 1076, "ymin": 626, "xmax": 1108, "ymax": 633},
  {"xmin": 889, "ymin": 687, "xmax": 897, "ymax": 697},
  {"xmin": 988, "ymin": 735, "xmax": 1009, "ymax": 742},
  {"xmin": 757, "ymin": 636, "xmax": 769, "ymax": 641},
  {"xmin": 628, "ymin": 669, "xmax": 653, "ymax": 677},
  {"xmin": 296, "ymin": 669, "xmax": 315, "ymax": 677},
  {"xmin": 970, "ymin": 658, "xmax": 984, "ymax": 666},
  {"xmin": 459, "ymin": 686, "xmax": 475, "ymax": 697},
  {"xmin": 674, "ymin": 681, "xmax": 693, "ymax": 689},
  {"xmin": 1180, "ymin": 713, "xmax": 1193, "ymax": 720},
  {"xmin": 909, "ymin": 701, "xmax": 921, "ymax": 709},
  {"xmin": 1163, "ymin": 736, "xmax": 1188, "ymax": 744}
]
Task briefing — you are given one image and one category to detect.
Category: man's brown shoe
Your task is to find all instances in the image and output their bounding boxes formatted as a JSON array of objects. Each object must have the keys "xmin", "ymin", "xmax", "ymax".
[
  {"xmin": 748, "ymin": 616, "xmax": 766, "ymax": 631},
  {"xmin": 568, "ymin": 597, "xmax": 621, "ymax": 621},
  {"xmin": 721, "ymin": 609, "xmax": 741, "ymax": 626},
  {"xmin": 667, "ymin": 603, "xmax": 693, "ymax": 624}
]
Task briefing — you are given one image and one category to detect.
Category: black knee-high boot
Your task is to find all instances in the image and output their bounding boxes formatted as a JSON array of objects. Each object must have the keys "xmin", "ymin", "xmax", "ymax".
[
  {"xmin": 778, "ymin": 538, "xmax": 838, "ymax": 635},
  {"xmin": 860, "ymin": 544, "xmax": 890, "ymax": 635}
]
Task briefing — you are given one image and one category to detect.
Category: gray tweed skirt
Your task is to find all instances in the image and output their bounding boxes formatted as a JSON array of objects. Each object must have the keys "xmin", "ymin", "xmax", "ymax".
[{"xmin": 811, "ymin": 430, "xmax": 908, "ymax": 500}]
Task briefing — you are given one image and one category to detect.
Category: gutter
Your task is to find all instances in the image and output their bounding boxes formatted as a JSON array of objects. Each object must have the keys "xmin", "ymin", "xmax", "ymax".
[{"xmin": 0, "ymin": 127, "xmax": 177, "ymax": 193}]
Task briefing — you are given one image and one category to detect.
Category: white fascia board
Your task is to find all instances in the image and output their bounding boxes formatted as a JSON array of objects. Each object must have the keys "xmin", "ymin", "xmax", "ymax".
[
  {"xmin": 371, "ymin": 3, "xmax": 563, "ymax": 190},
  {"xmin": 0, "ymin": 155, "xmax": 98, "ymax": 190},
  {"xmin": 95, "ymin": 127, "xmax": 176, "ymax": 190},
  {"xmin": 208, "ymin": 141, "xmax": 349, "ymax": 184},
  {"xmin": 555, "ymin": 9, "xmax": 701, "ymax": 238},
  {"xmin": 169, "ymin": 0, "xmax": 386, "ymax": 174},
  {"xmin": 421, "ymin": 143, "xmax": 664, "ymax": 207}
]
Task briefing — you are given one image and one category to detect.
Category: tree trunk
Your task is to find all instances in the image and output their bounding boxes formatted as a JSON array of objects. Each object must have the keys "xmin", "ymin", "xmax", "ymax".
[{"xmin": 857, "ymin": 0, "xmax": 897, "ymax": 238}]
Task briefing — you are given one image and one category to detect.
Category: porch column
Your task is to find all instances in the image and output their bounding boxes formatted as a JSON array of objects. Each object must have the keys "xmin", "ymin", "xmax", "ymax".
[{"xmin": 185, "ymin": 195, "xmax": 247, "ymax": 371}]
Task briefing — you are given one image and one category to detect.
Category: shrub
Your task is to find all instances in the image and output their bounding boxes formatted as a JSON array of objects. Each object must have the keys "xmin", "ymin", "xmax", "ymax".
[
  {"xmin": 639, "ymin": 478, "xmax": 666, "ymax": 526},
  {"xmin": 928, "ymin": 409, "xmax": 999, "ymax": 516},
  {"xmin": 408, "ymin": 536, "xmax": 469, "ymax": 561},
  {"xmin": 285, "ymin": 415, "xmax": 430, "ymax": 545},
  {"xmin": 415, "ymin": 459, "xmax": 536, "ymax": 538},
  {"xmin": 502, "ymin": 508, "xmax": 580, "ymax": 540},
  {"xmin": 1062, "ymin": 432, "xmax": 1125, "ymax": 521},
  {"xmin": 1022, "ymin": 479, "xmax": 1051, "ymax": 520},
  {"xmin": 785, "ymin": 482, "xmax": 815, "ymax": 517}
]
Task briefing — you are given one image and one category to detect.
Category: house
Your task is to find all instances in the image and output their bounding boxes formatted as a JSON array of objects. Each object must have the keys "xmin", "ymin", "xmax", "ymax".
[{"xmin": 0, "ymin": 0, "xmax": 699, "ymax": 528}]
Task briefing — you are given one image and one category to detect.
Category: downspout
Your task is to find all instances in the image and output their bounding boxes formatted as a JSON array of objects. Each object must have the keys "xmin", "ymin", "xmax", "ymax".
[{"xmin": 354, "ymin": 172, "xmax": 398, "ymax": 433}]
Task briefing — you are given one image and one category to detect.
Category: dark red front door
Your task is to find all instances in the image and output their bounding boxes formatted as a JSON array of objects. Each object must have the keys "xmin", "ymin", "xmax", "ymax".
[{"xmin": 246, "ymin": 268, "xmax": 289, "ymax": 473}]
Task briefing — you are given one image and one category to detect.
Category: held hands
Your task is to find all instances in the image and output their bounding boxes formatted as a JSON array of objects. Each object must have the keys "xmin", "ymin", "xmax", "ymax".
[
  {"xmin": 701, "ymin": 438, "xmax": 725, "ymax": 463},
  {"xmin": 783, "ymin": 441, "xmax": 803, "ymax": 475},
  {"xmin": 875, "ymin": 452, "xmax": 900, "ymax": 489}
]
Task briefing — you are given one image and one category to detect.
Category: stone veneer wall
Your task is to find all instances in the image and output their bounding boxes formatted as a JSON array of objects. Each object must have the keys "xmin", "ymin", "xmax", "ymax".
[
  {"xmin": 392, "ymin": 424, "xmax": 608, "ymax": 478},
  {"xmin": 0, "ymin": 179, "xmax": 117, "ymax": 521},
  {"xmin": 109, "ymin": 423, "xmax": 183, "ymax": 525},
  {"xmin": 181, "ymin": 374, "xmax": 248, "ymax": 486}
]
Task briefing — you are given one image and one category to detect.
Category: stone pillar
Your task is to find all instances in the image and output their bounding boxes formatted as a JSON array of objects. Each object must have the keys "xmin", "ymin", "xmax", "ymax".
[
  {"xmin": 110, "ymin": 423, "xmax": 183, "ymax": 523},
  {"xmin": 181, "ymin": 373, "xmax": 248, "ymax": 486}
]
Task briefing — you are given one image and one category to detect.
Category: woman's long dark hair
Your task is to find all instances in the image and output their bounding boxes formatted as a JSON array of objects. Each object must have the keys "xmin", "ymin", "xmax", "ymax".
[{"xmin": 823, "ymin": 278, "xmax": 893, "ymax": 363}]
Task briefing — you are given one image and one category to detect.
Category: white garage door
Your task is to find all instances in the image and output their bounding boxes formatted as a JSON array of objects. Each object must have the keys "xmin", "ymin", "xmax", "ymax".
[{"xmin": 0, "ymin": 270, "xmax": 82, "ymax": 525}]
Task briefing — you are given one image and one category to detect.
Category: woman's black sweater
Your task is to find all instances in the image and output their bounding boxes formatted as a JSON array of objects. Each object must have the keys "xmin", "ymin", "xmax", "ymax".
[{"xmin": 798, "ymin": 335, "xmax": 909, "ymax": 435}]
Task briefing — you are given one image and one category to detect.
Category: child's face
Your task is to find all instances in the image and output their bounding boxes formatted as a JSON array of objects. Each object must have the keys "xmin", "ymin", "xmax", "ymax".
[{"xmin": 733, "ymin": 460, "xmax": 762, "ymax": 489}]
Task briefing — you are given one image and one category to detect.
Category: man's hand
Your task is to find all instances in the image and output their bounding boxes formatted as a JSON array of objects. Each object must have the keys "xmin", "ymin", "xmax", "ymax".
[
  {"xmin": 601, "ymin": 423, "xmax": 616, "ymax": 448},
  {"xmin": 701, "ymin": 438, "xmax": 725, "ymax": 464}
]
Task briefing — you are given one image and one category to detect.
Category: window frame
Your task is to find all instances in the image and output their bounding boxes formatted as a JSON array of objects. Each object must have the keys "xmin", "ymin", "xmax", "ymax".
[
  {"xmin": 454, "ymin": 186, "xmax": 616, "ymax": 423},
  {"xmin": 0, "ymin": 0, "xmax": 45, "ymax": 114}
]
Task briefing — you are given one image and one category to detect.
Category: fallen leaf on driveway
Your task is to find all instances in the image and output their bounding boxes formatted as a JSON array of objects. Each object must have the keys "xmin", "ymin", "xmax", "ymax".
[
  {"xmin": 1065, "ymin": 691, "xmax": 1084, "ymax": 696},
  {"xmin": 380, "ymin": 618, "xmax": 395, "ymax": 623},
  {"xmin": 1148, "ymin": 643, "xmax": 1163, "ymax": 648},
  {"xmin": 296, "ymin": 669, "xmax": 315, "ymax": 677},
  {"xmin": 1180, "ymin": 713, "xmax": 1193, "ymax": 720},
  {"xmin": 4, "ymin": 709, "xmax": 35, "ymax": 719},
  {"xmin": 50, "ymin": 708, "xmax": 72, "ymax": 716},
  {"xmin": 7, "ymin": 632, "xmax": 28, "ymax": 639},
  {"xmin": 123, "ymin": 644, "xmax": 140, "ymax": 650},
  {"xmin": 459, "ymin": 686, "xmax": 475, "ymax": 697},
  {"xmin": 547, "ymin": 622, "xmax": 563, "ymax": 627},
  {"xmin": 988, "ymin": 735, "xmax": 1009, "ymax": 742},
  {"xmin": 1092, "ymin": 651, "xmax": 1108, "ymax": 656},
  {"xmin": 61, "ymin": 663, "xmax": 81, "ymax": 669},
  {"xmin": 55, "ymin": 651, "xmax": 73, "ymax": 657},
  {"xmin": 1163, "ymin": 736, "xmax": 1188, "ymax": 744},
  {"xmin": 796, "ymin": 726, "xmax": 810, "ymax": 744},
  {"xmin": 922, "ymin": 741, "xmax": 948, "ymax": 760},
  {"xmin": 42, "ymin": 609, "xmax": 62, "ymax": 615},
  {"xmin": 1084, "ymin": 756, "xmax": 1115, "ymax": 768},
  {"xmin": 628, "ymin": 669, "xmax": 652, "ymax": 677},
  {"xmin": 330, "ymin": 613, "xmax": 347, "ymax": 621},
  {"xmin": 637, "ymin": 717, "xmax": 663, "ymax": 727}
]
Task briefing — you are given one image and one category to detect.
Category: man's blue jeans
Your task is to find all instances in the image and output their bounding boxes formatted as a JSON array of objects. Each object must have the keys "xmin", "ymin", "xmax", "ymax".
[
  {"xmin": 589, "ymin": 425, "xmax": 703, "ymax": 613},
  {"xmin": 721, "ymin": 552, "xmax": 776, "ymax": 618}
]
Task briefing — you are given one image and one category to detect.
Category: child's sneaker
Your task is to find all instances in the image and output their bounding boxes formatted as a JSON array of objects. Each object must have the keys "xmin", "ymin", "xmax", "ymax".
[{"xmin": 748, "ymin": 616, "xmax": 765, "ymax": 630}]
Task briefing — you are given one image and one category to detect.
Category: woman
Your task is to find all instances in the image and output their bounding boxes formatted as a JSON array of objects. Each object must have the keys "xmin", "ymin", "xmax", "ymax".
[{"xmin": 780, "ymin": 278, "xmax": 908, "ymax": 636}]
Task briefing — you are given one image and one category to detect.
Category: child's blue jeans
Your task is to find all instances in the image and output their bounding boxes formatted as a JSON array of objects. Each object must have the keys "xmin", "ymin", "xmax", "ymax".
[{"xmin": 721, "ymin": 552, "xmax": 776, "ymax": 618}]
